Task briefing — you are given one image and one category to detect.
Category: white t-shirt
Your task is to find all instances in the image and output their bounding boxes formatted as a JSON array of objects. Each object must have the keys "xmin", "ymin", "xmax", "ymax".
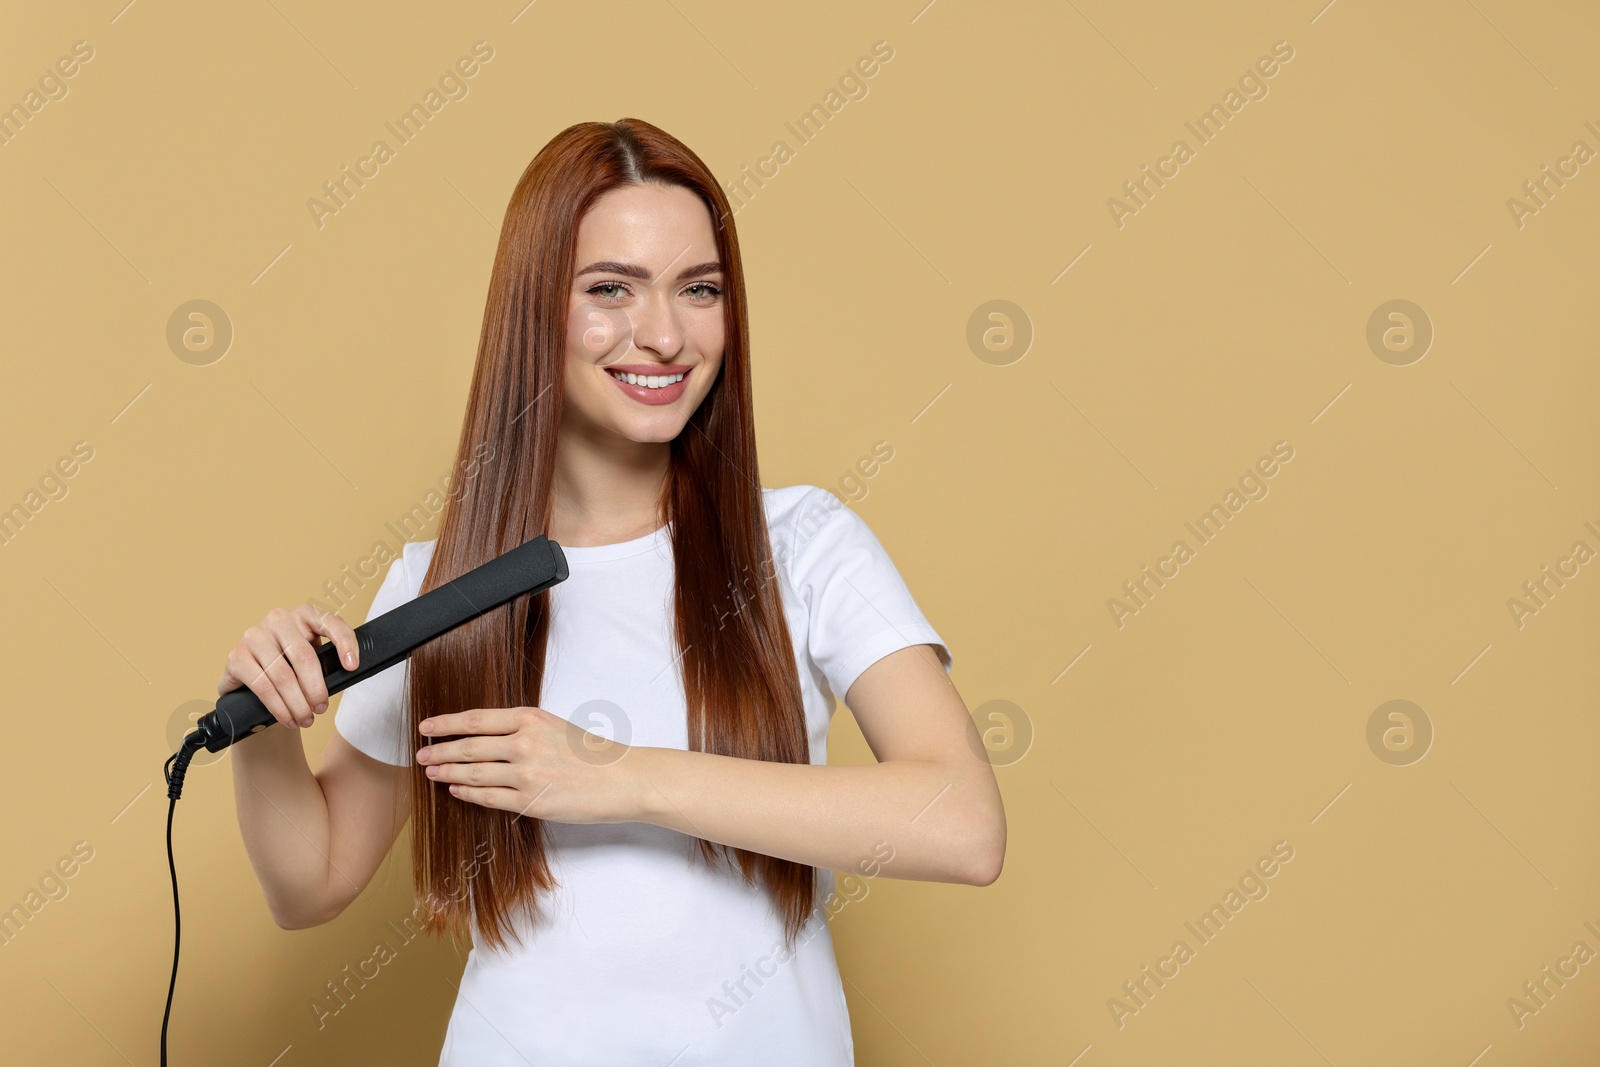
[{"xmin": 334, "ymin": 483, "xmax": 952, "ymax": 1066}]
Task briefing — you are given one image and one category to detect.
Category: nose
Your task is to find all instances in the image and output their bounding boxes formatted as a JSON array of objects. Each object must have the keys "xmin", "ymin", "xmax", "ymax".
[{"xmin": 624, "ymin": 289, "xmax": 686, "ymax": 360}]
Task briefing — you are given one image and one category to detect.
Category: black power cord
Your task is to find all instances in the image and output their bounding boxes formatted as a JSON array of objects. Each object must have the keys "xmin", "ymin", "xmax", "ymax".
[{"xmin": 161, "ymin": 732, "xmax": 206, "ymax": 1066}]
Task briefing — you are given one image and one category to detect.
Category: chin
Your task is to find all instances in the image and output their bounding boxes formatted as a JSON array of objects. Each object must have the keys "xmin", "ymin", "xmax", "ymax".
[{"xmin": 611, "ymin": 416, "xmax": 687, "ymax": 444}]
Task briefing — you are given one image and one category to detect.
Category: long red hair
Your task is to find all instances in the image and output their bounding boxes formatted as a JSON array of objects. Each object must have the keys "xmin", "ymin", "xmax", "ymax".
[{"xmin": 405, "ymin": 119, "xmax": 815, "ymax": 953}]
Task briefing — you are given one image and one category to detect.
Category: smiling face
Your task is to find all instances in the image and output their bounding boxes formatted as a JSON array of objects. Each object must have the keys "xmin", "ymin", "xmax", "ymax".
[{"xmin": 561, "ymin": 182, "xmax": 726, "ymax": 446}]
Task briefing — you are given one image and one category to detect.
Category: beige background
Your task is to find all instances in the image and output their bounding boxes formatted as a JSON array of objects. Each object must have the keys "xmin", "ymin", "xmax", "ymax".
[{"xmin": 2, "ymin": 0, "xmax": 1597, "ymax": 1063}]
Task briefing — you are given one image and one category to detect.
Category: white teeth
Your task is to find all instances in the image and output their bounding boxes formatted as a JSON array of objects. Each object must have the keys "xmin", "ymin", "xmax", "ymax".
[{"xmin": 610, "ymin": 371, "xmax": 684, "ymax": 389}]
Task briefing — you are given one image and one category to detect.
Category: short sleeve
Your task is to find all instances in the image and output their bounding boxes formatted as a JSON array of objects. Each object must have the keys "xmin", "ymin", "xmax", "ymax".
[
  {"xmin": 332, "ymin": 552, "xmax": 416, "ymax": 766},
  {"xmin": 785, "ymin": 487, "xmax": 952, "ymax": 706}
]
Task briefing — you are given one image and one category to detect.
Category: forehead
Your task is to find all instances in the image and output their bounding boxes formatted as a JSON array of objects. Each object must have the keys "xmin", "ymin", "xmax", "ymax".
[{"xmin": 573, "ymin": 183, "xmax": 719, "ymax": 271}]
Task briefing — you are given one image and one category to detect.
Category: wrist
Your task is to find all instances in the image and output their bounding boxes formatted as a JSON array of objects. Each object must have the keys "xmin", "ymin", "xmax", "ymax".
[{"xmin": 618, "ymin": 744, "xmax": 668, "ymax": 826}]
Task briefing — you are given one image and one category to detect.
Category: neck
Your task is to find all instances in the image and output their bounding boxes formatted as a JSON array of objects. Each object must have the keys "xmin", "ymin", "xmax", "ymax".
[{"xmin": 549, "ymin": 424, "xmax": 671, "ymax": 548}]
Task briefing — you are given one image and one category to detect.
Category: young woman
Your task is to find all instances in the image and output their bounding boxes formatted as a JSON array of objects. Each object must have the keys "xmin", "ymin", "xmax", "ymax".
[{"xmin": 225, "ymin": 118, "xmax": 1005, "ymax": 1065}]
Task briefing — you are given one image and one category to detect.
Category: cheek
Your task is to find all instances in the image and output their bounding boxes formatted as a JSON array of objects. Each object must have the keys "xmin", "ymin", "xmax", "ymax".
[
  {"xmin": 559, "ymin": 353, "xmax": 599, "ymax": 418},
  {"xmin": 569, "ymin": 302, "xmax": 634, "ymax": 363},
  {"xmin": 564, "ymin": 303, "xmax": 595, "ymax": 358},
  {"xmin": 695, "ymin": 320, "xmax": 727, "ymax": 372},
  {"xmin": 693, "ymin": 354, "xmax": 723, "ymax": 393},
  {"xmin": 564, "ymin": 353, "xmax": 601, "ymax": 403}
]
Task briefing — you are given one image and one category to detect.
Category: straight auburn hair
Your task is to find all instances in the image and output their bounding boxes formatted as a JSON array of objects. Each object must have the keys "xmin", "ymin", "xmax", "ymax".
[{"xmin": 404, "ymin": 118, "xmax": 816, "ymax": 954}]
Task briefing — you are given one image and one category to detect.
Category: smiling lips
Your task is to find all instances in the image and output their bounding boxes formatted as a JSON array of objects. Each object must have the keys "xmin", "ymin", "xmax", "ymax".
[{"xmin": 605, "ymin": 363, "xmax": 692, "ymax": 406}]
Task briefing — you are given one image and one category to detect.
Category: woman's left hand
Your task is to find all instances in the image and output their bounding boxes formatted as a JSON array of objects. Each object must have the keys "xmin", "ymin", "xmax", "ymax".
[{"xmin": 415, "ymin": 706, "xmax": 640, "ymax": 824}]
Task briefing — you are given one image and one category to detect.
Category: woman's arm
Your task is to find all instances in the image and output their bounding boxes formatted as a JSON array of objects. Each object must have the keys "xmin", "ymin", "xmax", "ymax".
[
  {"xmin": 424, "ymin": 643, "xmax": 1006, "ymax": 886},
  {"xmin": 225, "ymin": 603, "xmax": 411, "ymax": 929},
  {"xmin": 233, "ymin": 727, "xmax": 411, "ymax": 928},
  {"xmin": 631, "ymin": 643, "xmax": 1003, "ymax": 885}
]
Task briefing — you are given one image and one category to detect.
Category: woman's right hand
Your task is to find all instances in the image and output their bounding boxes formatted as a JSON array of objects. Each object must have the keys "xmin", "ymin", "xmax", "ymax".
[{"xmin": 218, "ymin": 604, "xmax": 360, "ymax": 730}]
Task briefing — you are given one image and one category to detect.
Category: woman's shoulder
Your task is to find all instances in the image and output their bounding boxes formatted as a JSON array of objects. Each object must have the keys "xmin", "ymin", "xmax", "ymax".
[
  {"xmin": 762, "ymin": 482, "xmax": 825, "ymax": 503},
  {"xmin": 393, "ymin": 489, "xmax": 842, "ymax": 584},
  {"xmin": 393, "ymin": 538, "xmax": 437, "ymax": 597},
  {"xmin": 762, "ymin": 484, "xmax": 846, "ymax": 551}
]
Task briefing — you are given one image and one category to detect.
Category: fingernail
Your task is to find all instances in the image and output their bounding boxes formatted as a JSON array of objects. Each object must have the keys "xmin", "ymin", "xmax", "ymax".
[
  {"xmin": 345, "ymin": 651, "xmax": 356, "ymax": 667},
  {"xmin": 315, "ymin": 702, "xmax": 328, "ymax": 713},
  {"xmin": 420, "ymin": 720, "xmax": 433, "ymax": 734}
]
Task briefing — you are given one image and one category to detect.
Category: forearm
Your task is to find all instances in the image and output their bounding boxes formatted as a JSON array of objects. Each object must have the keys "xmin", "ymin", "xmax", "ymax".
[
  {"xmin": 627, "ymin": 747, "xmax": 1002, "ymax": 885},
  {"xmin": 230, "ymin": 725, "xmax": 340, "ymax": 927}
]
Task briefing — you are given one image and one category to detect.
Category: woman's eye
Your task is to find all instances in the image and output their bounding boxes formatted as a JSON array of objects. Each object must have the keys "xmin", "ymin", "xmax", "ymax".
[{"xmin": 588, "ymin": 281, "xmax": 718, "ymax": 301}]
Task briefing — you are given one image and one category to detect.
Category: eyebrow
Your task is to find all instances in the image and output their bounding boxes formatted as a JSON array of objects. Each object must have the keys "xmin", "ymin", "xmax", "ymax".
[{"xmin": 574, "ymin": 260, "xmax": 724, "ymax": 282}]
